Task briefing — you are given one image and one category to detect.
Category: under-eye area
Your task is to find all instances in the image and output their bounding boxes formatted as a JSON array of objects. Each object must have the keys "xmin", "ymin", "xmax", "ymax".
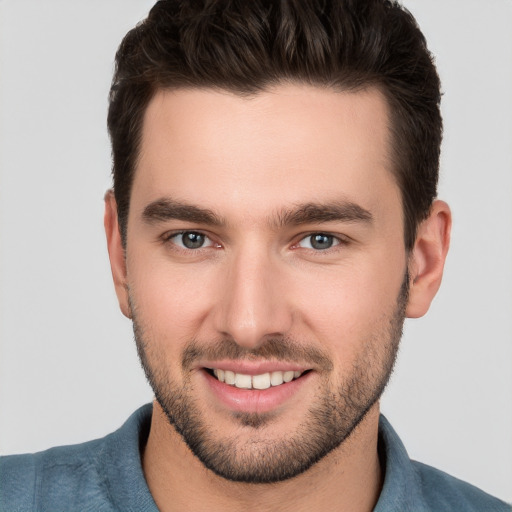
[{"xmin": 203, "ymin": 368, "xmax": 312, "ymax": 390}]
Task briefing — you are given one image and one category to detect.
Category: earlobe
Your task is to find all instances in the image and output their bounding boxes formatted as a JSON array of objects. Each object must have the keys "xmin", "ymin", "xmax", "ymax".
[
  {"xmin": 104, "ymin": 189, "xmax": 132, "ymax": 319},
  {"xmin": 406, "ymin": 200, "xmax": 452, "ymax": 318}
]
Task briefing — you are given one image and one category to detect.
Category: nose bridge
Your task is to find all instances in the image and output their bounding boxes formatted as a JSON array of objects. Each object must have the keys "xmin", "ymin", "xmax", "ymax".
[{"xmin": 215, "ymin": 242, "xmax": 291, "ymax": 348}]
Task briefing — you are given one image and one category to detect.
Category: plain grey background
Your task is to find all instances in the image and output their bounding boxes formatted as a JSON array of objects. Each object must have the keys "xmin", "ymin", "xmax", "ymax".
[{"xmin": 0, "ymin": 0, "xmax": 511, "ymax": 503}]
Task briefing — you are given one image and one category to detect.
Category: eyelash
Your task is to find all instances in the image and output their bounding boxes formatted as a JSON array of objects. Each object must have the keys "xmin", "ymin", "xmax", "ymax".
[
  {"xmin": 162, "ymin": 230, "xmax": 349, "ymax": 255},
  {"xmin": 163, "ymin": 231, "xmax": 219, "ymax": 251},
  {"xmin": 293, "ymin": 233, "xmax": 346, "ymax": 251}
]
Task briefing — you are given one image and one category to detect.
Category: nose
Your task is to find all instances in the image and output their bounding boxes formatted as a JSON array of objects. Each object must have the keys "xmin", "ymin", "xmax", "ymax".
[{"xmin": 213, "ymin": 246, "xmax": 293, "ymax": 349}]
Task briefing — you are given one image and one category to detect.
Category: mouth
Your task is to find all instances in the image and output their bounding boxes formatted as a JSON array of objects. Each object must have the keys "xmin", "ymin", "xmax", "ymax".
[
  {"xmin": 205, "ymin": 368, "xmax": 309, "ymax": 390},
  {"xmin": 199, "ymin": 361, "xmax": 314, "ymax": 414}
]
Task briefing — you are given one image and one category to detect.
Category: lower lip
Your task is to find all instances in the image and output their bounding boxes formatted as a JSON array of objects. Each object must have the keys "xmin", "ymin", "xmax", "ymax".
[{"xmin": 202, "ymin": 370, "xmax": 313, "ymax": 414}]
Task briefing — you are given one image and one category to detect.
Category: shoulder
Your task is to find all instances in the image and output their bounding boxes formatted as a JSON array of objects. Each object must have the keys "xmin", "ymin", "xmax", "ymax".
[
  {"xmin": 0, "ymin": 404, "xmax": 155, "ymax": 512},
  {"xmin": 376, "ymin": 415, "xmax": 511, "ymax": 512},
  {"xmin": 0, "ymin": 436, "xmax": 114, "ymax": 512},
  {"xmin": 411, "ymin": 460, "xmax": 511, "ymax": 512}
]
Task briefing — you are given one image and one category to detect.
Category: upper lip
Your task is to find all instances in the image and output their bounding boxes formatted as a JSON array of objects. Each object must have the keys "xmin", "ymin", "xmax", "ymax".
[{"xmin": 199, "ymin": 360, "xmax": 311, "ymax": 375}]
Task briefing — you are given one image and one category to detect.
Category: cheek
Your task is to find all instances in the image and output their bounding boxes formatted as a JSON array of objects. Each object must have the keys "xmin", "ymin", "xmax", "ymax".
[
  {"xmin": 127, "ymin": 252, "xmax": 218, "ymax": 337},
  {"xmin": 292, "ymin": 256, "xmax": 406, "ymax": 353}
]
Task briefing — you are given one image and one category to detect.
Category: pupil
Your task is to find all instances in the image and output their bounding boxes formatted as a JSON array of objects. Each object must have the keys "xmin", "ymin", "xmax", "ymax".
[
  {"xmin": 311, "ymin": 234, "xmax": 333, "ymax": 250},
  {"xmin": 183, "ymin": 232, "xmax": 204, "ymax": 249}
]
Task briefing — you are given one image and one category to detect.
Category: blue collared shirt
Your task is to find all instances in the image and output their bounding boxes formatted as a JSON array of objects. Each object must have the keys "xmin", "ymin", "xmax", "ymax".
[{"xmin": 1, "ymin": 404, "xmax": 509, "ymax": 511}]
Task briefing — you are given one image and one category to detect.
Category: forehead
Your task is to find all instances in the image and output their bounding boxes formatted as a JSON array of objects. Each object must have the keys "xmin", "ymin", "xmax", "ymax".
[{"xmin": 132, "ymin": 84, "xmax": 398, "ymax": 223}]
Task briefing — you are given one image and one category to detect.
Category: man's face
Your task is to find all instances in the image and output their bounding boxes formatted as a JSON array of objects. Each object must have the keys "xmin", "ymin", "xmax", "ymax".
[{"xmin": 123, "ymin": 85, "xmax": 409, "ymax": 483}]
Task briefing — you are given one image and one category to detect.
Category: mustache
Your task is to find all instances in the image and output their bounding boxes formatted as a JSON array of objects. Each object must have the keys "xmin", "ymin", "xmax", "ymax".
[{"xmin": 182, "ymin": 337, "xmax": 333, "ymax": 372}]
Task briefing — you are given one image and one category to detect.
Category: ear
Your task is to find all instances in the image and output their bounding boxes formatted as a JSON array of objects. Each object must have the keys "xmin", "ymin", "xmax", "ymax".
[
  {"xmin": 104, "ymin": 190, "xmax": 132, "ymax": 319},
  {"xmin": 406, "ymin": 200, "xmax": 452, "ymax": 318}
]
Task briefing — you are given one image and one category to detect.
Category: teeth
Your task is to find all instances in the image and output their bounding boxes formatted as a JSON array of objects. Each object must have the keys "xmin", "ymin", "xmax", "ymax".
[
  {"xmin": 224, "ymin": 370, "xmax": 236, "ymax": 385},
  {"xmin": 270, "ymin": 371, "xmax": 284, "ymax": 386},
  {"xmin": 213, "ymin": 369, "xmax": 225, "ymax": 383},
  {"xmin": 283, "ymin": 371, "xmax": 294, "ymax": 383},
  {"xmin": 234, "ymin": 373, "xmax": 252, "ymax": 389},
  {"xmin": 252, "ymin": 373, "xmax": 271, "ymax": 390},
  {"xmin": 211, "ymin": 369, "xmax": 304, "ymax": 389}
]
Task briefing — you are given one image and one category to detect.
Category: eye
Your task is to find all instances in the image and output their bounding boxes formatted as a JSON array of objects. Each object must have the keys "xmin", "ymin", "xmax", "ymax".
[
  {"xmin": 297, "ymin": 233, "xmax": 340, "ymax": 250},
  {"xmin": 168, "ymin": 231, "xmax": 215, "ymax": 250}
]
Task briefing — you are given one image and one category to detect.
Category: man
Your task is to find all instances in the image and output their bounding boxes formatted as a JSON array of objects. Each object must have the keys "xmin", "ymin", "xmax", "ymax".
[{"xmin": 0, "ymin": 1, "xmax": 510, "ymax": 511}]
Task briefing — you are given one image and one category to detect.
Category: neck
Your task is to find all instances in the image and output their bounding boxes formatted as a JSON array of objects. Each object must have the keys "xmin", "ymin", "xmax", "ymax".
[{"xmin": 142, "ymin": 401, "xmax": 383, "ymax": 512}]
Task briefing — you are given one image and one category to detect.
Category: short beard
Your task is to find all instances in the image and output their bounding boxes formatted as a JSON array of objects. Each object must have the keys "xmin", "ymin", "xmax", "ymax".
[{"xmin": 132, "ymin": 274, "xmax": 408, "ymax": 484}]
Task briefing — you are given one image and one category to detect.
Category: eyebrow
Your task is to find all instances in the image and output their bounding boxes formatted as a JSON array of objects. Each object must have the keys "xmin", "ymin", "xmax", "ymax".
[
  {"xmin": 274, "ymin": 201, "xmax": 373, "ymax": 228},
  {"xmin": 141, "ymin": 197, "xmax": 373, "ymax": 228},
  {"xmin": 142, "ymin": 198, "xmax": 224, "ymax": 226}
]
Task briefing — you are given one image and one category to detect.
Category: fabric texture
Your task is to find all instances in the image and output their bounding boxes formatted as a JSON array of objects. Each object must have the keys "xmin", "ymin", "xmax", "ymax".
[{"xmin": 1, "ymin": 404, "xmax": 510, "ymax": 511}]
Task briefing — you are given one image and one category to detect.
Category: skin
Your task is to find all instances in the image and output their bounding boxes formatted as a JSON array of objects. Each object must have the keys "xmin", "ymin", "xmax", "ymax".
[{"xmin": 105, "ymin": 84, "xmax": 451, "ymax": 512}]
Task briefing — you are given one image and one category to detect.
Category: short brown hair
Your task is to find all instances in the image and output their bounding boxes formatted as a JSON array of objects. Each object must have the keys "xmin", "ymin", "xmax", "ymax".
[{"xmin": 108, "ymin": 0, "xmax": 442, "ymax": 250}]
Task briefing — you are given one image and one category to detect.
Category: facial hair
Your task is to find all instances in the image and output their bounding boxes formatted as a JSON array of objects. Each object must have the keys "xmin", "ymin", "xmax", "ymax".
[{"xmin": 132, "ymin": 274, "xmax": 409, "ymax": 484}]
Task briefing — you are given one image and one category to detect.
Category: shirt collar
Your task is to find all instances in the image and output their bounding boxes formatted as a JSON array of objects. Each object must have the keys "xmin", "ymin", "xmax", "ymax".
[
  {"xmin": 101, "ymin": 403, "xmax": 158, "ymax": 511},
  {"xmin": 374, "ymin": 414, "xmax": 429, "ymax": 512}
]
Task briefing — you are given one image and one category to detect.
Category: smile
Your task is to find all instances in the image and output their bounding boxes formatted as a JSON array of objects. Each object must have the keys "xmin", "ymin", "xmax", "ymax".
[
  {"xmin": 207, "ymin": 368, "xmax": 305, "ymax": 390},
  {"xmin": 201, "ymin": 364, "xmax": 314, "ymax": 413}
]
